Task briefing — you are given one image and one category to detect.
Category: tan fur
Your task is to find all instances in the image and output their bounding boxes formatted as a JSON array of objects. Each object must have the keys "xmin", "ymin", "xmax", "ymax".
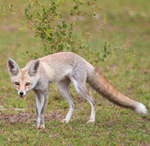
[
  {"xmin": 87, "ymin": 68, "xmax": 138, "ymax": 110},
  {"xmin": 7, "ymin": 52, "xmax": 147, "ymax": 128},
  {"xmin": 41, "ymin": 62, "xmax": 56, "ymax": 83}
]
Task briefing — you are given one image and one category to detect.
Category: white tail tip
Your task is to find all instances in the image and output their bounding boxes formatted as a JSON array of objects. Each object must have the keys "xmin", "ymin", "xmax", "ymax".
[{"xmin": 135, "ymin": 103, "xmax": 147, "ymax": 114}]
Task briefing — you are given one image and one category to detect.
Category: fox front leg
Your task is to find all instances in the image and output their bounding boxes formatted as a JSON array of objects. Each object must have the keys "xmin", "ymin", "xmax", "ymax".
[{"xmin": 34, "ymin": 90, "xmax": 49, "ymax": 128}]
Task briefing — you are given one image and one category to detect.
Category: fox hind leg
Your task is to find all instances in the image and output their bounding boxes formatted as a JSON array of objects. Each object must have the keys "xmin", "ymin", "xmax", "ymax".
[
  {"xmin": 57, "ymin": 77, "xmax": 76, "ymax": 123},
  {"xmin": 70, "ymin": 76, "xmax": 97, "ymax": 123}
]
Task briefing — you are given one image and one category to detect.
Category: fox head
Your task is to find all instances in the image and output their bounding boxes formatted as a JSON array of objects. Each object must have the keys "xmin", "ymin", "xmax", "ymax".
[{"xmin": 7, "ymin": 59, "xmax": 40, "ymax": 98}]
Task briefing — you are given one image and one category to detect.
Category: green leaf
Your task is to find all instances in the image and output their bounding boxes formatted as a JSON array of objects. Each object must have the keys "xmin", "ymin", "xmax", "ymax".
[
  {"xmin": 52, "ymin": 6, "xmax": 56, "ymax": 11},
  {"xmin": 10, "ymin": 4, "xmax": 14, "ymax": 7},
  {"xmin": 25, "ymin": 8, "xmax": 28, "ymax": 17},
  {"xmin": 59, "ymin": 14, "xmax": 62, "ymax": 18},
  {"xmin": 55, "ymin": 32, "xmax": 59, "ymax": 36},
  {"xmin": 63, "ymin": 24, "xmax": 67, "ymax": 29},
  {"xmin": 58, "ymin": 44, "xmax": 63, "ymax": 51},
  {"xmin": 28, "ymin": 4, "xmax": 31, "ymax": 9},
  {"xmin": 69, "ymin": 32, "xmax": 72, "ymax": 35},
  {"xmin": 61, "ymin": 32, "xmax": 66, "ymax": 36},
  {"xmin": 74, "ymin": 6, "xmax": 78, "ymax": 10},
  {"xmin": 24, "ymin": 9, "xmax": 28, "ymax": 14},
  {"xmin": 51, "ymin": 45, "xmax": 54, "ymax": 49},
  {"xmin": 104, "ymin": 42, "xmax": 107, "ymax": 51},
  {"xmin": 57, "ymin": 25, "xmax": 62, "ymax": 30},
  {"xmin": 37, "ymin": 12, "xmax": 40, "ymax": 16},
  {"xmin": 106, "ymin": 51, "xmax": 110, "ymax": 55},
  {"xmin": 79, "ymin": 46, "xmax": 82, "ymax": 49},
  {"xmin": 19, "ymin": 27, "xmax": 26, "ymax": 30},
  {"xmin": 70, "ymin": 12, "xmax": 73, "ymax": 16},
  {"xmin": 100, "ymin": 58, "xmax": 104, "ymax": 62},
  {"xmin": 52, "ymin": 39, "xmax": 55, "ymax": 43},
  {"xmin": 62, "ymin": 20, "xmax": 65, "ymax": 24},
  {"xmin": 103, "ymin": 55, "xmax": 106, "ymax": 58}
]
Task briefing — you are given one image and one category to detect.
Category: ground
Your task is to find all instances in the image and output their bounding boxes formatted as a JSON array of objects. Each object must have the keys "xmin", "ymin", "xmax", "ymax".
[{"xmin": 0, "ymin": 0, "xmax": 150, "ymax": 145}]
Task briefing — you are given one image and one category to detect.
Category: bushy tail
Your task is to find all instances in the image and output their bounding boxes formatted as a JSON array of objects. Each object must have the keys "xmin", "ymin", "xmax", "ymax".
[{"xmin": 86, "ymin": 64, "xmax": 147, "ymax": 114}]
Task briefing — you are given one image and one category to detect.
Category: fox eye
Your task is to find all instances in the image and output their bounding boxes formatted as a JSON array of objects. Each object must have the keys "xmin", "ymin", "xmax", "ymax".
[
  {"xmin": 26, "ymin": 82, "xmax": 30, "ymax": 86},
  {"xmin": 15, "ymin": 82, "xmax": 19, "ymax": 85}
]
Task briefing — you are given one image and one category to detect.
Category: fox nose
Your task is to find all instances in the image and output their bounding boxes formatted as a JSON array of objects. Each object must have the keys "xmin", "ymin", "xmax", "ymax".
[
  {"xmin": 18, "ymin": 91, "xmax": 25, "ymax": 98},
  {"xmin": 20, "ymin": 92, "xmax": 24, "ymax": 96}
]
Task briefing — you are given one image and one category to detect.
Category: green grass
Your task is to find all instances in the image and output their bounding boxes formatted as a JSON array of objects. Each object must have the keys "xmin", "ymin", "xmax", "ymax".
[{"xmin": 0, "ymin": 0, "xmax": 150, "ymax": 145}]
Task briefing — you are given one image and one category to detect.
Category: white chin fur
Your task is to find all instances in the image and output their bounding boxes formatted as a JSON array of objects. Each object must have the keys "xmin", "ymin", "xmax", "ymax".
[{"xmin": 135, "ymin": 103, "xmax": 147, "ymax": 114}]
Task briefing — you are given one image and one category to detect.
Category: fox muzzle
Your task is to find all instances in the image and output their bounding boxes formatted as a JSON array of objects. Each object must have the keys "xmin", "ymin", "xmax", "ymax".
[{"xmin": 18, "ymin": 91, "xmax": 26, "ymax": 98}]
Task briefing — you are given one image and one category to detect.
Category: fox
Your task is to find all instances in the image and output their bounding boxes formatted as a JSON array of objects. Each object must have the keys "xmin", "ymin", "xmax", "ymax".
[{"xmin": 7, "ymin": 52, "xmax": 147, "ymax": 128}]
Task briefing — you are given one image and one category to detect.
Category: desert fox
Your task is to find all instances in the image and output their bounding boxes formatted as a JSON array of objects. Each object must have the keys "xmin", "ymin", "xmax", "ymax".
[{"xmin": 7, "ymin": 52, "xmax": 147, "ymax": 128}]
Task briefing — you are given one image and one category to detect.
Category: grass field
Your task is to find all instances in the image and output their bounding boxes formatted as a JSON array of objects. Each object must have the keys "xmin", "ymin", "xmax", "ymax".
[{"xmin": 0, "ymin": 0, "xmax": 150, "ymax": 145}]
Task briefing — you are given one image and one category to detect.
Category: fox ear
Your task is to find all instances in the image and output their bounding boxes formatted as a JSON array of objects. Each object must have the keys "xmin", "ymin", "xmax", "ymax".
[
  {"xmin": 28, "ymin": 60, "xmax": 40, "ymax": 76},
  {"xmin": 7, "ymin": 59, "xmax": 19, "ymax": 76}
]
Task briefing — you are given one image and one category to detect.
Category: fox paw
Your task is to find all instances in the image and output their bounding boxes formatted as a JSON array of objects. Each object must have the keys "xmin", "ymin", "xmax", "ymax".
[
  {"xmin": 37, "ymin": 124, "xmax": 45, "ymax": 129},
  {"xmin": 86, "ymin": 119, "xmax": 95, "ymax": 124},
  {"xmin": 60, "ymin": 119, "xmax": 67, "ymax": 123}
]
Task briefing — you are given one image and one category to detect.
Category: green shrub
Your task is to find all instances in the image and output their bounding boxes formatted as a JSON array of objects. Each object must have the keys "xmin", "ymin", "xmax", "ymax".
[{"xmin": 0, "ymin": 0, "xmax": 132, "ymax": 63}]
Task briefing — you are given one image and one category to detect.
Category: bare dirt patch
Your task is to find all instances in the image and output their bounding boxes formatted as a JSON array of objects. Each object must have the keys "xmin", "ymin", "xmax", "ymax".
[
  {"xmin": 0, "ymin": 109, "xmax": 66, "ymax": 125},
  {"xmin": 0, "ymin": 111, "xmax": 35, "ymax": 125}
]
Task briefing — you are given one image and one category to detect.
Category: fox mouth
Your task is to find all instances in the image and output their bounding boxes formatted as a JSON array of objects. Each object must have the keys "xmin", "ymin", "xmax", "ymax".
[{"xmin": 19, "ymin": 95, "xmax": 24, "ymax": 98}]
